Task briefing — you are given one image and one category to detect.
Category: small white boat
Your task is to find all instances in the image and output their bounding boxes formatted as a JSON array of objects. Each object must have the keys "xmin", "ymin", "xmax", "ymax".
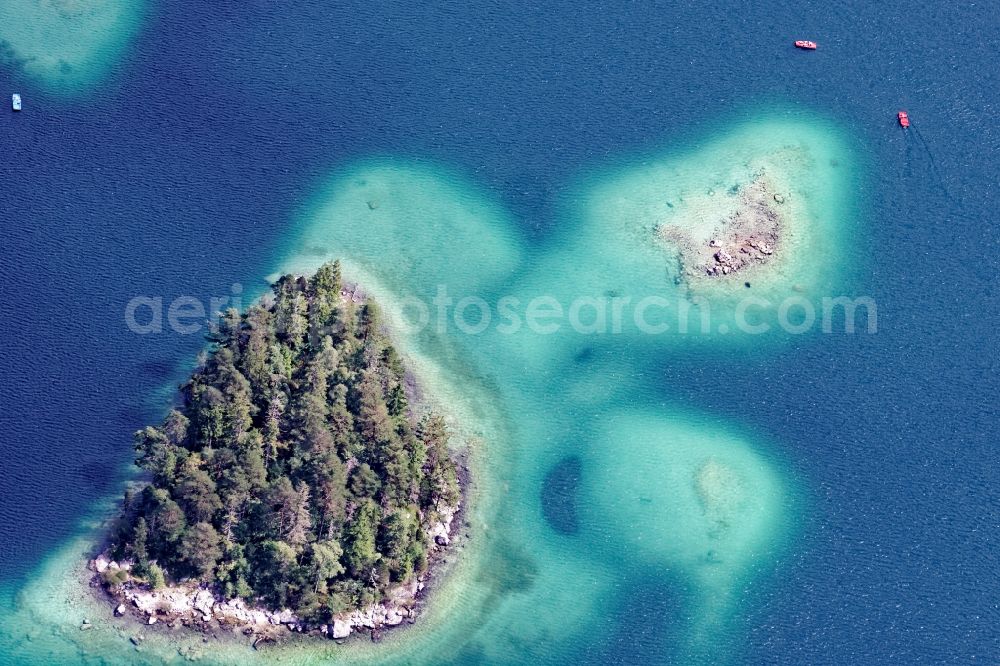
[{"xmin": 12, "ymin": 94, "xmax": 21, "ymax": 112}]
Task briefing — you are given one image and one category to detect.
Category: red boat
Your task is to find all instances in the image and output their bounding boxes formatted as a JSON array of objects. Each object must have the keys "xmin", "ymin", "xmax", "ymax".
[
  {"xmin": 898, "ymin": 111, "xmax": 910, "ymax": 128},
  {"xmin": 794, "ymin": 40, "xmax": 817, "ymax": 50}
]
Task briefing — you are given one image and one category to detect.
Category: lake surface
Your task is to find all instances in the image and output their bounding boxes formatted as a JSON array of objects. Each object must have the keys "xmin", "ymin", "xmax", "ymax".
[{"xmin": 0, "ymin": 1, "xmax": 997, "ymax": 664}]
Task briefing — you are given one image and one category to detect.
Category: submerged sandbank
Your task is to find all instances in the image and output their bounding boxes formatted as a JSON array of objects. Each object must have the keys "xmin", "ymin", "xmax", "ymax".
[
  {"xmin": 0, "ymin": 0, "xmax": 144, "ymax": 93},
  {"xmin": 579, "ymin": 406, "xmax": 797, "ymax": 659},
  {"xmin": 514, "ymin": 114, "xmax": 863, "ymax": 349},
  {"xmin": 286, "ymin": 158, "xmax": 525, "ymax": 302},
  {"xmin": 581, "ymin": 407, "xmax": 791, "ymax": 584}
]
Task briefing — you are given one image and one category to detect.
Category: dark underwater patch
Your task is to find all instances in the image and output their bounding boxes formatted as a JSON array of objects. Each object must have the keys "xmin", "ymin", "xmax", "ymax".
[
  {"xmin": 78, "ymin": 460, "xmax": 117, "ymax": 493},
  {"xmin": 476, "ymin": 539, "xmax": 540, "ymax": 614},
  {"xmin": 541, "ymin": 455, "xmax": 582, "ymax": 535}
]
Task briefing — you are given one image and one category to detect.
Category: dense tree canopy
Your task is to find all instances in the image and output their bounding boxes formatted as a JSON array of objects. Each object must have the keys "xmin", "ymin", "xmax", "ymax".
[{"xmin": 112, "ymin": 262, "xmax": 460, "ymax": 623}]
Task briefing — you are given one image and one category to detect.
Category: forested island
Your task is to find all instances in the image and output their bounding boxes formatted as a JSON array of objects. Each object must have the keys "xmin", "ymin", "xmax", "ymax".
[{"xmin": 97, "ymin": 261, "xmax": 462, "ymax": 641}]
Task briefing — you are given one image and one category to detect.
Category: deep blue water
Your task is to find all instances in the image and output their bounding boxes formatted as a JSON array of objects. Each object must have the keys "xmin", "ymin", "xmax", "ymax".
[{"xmin": 1, "ymin": 0, "xmax": 998, "ymax": 663}]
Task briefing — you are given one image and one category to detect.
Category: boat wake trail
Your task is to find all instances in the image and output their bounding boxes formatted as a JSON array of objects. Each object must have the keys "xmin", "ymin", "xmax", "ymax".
[{"xmin": 909, "ymin": 125, "xmax": 960, "ymax": 207}]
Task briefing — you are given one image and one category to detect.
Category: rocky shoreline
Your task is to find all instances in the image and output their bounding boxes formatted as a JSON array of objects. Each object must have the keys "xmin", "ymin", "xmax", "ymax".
[{"xmin": 89, "ymin": 491, "xmax": 466, "ymax": 649}]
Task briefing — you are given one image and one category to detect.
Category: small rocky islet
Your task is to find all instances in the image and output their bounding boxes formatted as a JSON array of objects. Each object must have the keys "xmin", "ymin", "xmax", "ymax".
[{"xmin": 657, "ymin": 174, "xmax": 787, "ymax": 284}]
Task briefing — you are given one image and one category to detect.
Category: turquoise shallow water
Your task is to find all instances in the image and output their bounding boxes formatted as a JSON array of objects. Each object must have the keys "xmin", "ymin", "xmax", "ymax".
[
  {"xmin": 2, "ymin": 1, "xmax": 998, "ymax": 664},
  {"xmin": 0, "ymin": 0, "xmax": 144, "ymax": 94},
  {"xmin": 0, "ymin": 120, "xmax": 838, "ymax": 665},
  {"xmin": 266, "ymin": 143, "xmax": 820, "ymax": 663}
]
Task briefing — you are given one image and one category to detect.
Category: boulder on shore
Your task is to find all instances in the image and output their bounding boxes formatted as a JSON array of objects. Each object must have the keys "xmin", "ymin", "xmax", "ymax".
[
  {"xmin": 331, "ymin": 619, "xmax": 351, "ymax": 639},
  {"xmin": 93, "ymin": 555, "xmax": 112, "ymax": 573}
]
